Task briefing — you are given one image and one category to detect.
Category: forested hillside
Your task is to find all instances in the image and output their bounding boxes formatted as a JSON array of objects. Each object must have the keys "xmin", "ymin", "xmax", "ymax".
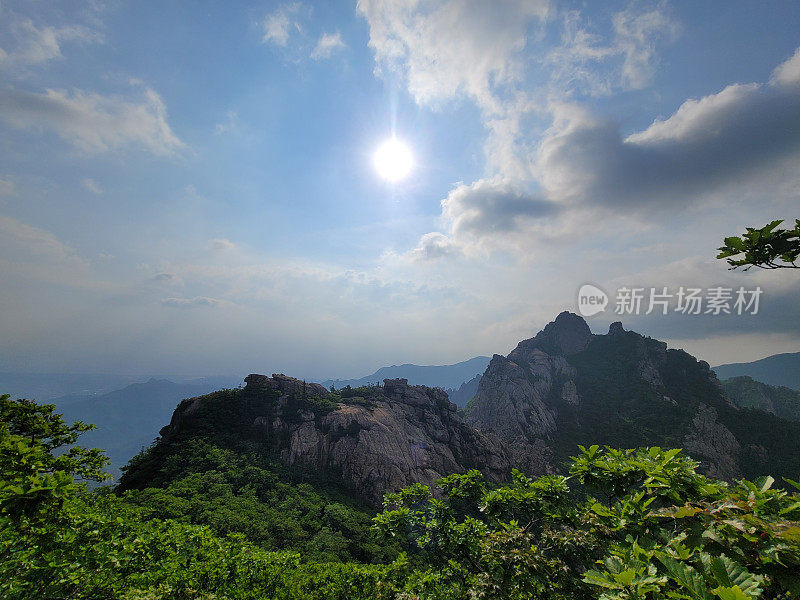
[{"xmin": 2, "ymin": 393, "xmax": 799, "ymax": 600}]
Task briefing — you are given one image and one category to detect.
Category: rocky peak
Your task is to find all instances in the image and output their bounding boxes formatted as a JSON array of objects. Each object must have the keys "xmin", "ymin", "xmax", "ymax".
[
  {"xmin": 383, "ymin": 378, "xmax": 409, "ymax": 395},
  {"xmin": 244, "ymin": 373, "xmax": 330, "ymax": 398},
  {"xmin": 464, "ymin": 312, "xmax": 772, "ymax": 482},
  {"xmin": 381, "ymin": 377, "xmax": 456, "ymax": 411},
  {"xmin": 151, "ymin": 373, "xmax": 509, "ymax": 506},
  {"xmin": 608, "ymin": 321, "xmax": 625, "ymax": 336},
  {"xmin": 533, "ymin": 311, "xmax": 593, "ymax": 356}
]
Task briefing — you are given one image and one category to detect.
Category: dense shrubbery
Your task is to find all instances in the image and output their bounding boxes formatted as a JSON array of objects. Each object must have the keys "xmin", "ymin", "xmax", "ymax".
[
  {"xmin": 2, "ymin": 393, "xmax": 799, "ymax": 599},
  {"xmin": 114, "ymin": 388, "xmax": 394, "ymax": 563},
  {"xmin": 121, "ymin": 438, "xmax": 393, "ymax": 562},
  {"xmin": 375, "ymin": 445, "xmax": 800, "ymax": 599},
  {"xmin": 0, "ymin": 394, "xmax": 399, "ymax": 599}
]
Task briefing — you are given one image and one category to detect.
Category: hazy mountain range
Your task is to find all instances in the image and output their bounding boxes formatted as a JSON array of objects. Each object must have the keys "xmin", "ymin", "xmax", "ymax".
[
  {"xmin": 320, "ymin": 356, "xmax": 491, "ymax": 391},
  {"xmin": 713, "ymin": 352, "xmax": 800, "ymax": 390},
  {"xmin": 117, "ymin": 313, "xmax": 800, "ymax": 511},
  {"xmin": 3, "ymin": 336, "xmax": 796, "ymax": 483},
  {"xmin": 53, "ymin": 377, "xmax": 241, "ymax": 477},
  {"xmin": 722, "ymin": 376, "xmax": 800, "ymax": 422}
]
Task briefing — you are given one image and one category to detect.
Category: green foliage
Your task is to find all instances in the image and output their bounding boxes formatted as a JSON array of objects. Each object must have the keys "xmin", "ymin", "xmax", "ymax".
[
  {"xmin": 0, "ymin": 394, "xmax": 401, "ymax": 599},
  {"xmin": 4, "ymin": 393, "xmax": 800, "ymax": 599},
  {"xmin": 717, "ymin": 218, "xmax": 800, "ymax": 270},
  {"xmin": 375, "ymin": 446, "xmax": 800, "ymax": 600},
  {"xmin": 0, "ymin": 393, "xmax": 109, "ymax": 522},
  {"xmin": 117, "ymin": 388, "xmax": 393, "ymax": 563}
]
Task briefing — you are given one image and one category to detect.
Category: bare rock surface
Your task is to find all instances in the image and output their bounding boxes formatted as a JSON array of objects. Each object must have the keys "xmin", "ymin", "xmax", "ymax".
[
  {"xmin": 684, "ymin": 403, "xmax": 741, "ymax": 480},
  {"xmin": 465, "ymin": 311, "xmax": 762, "ymax": 482},
  {"xmin": 162, "ymin": 375, "xmax": 510, "ymax": 505}
]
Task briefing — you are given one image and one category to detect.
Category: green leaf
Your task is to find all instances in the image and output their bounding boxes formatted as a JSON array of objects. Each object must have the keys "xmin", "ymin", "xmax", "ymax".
[
  {"xmin": 778, "ymin": 526, "xmax": 800, "ymax": 543},
  {"xmin": 614, "ymin": 569, "xmax": 637, "ymax": 586},
  {"xmin": 712, "ymin": 585, "xmax": 753, "ymax": 600},
  {"xmin": 673, "ymin": 506, "xmax": 702, "ymax": 519},
  {"xmin": 755, "ymin": 476, "xmax": 774, "ymax": 492}
]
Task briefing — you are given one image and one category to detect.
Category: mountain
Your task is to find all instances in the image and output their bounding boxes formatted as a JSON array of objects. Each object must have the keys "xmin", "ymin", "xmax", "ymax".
[
  {"xmin": 713, "ymin": 352, "xmax": 800, "ymax": 390},
  {"xmin": 722, "ymin": 375, "xmax": 800, "ymax": 422},
  {"xmin": 55, "ymin": 377, "xmax": 241, "ymax": 477},
  {"xmin": 465, "ymin": 312, "xmax": 800, "ymax": 482},
  {"xmin": 0, "ymin": 372, "xmax": 138, "ymax": 401},
  {"xmin": 116, "ymin": 314, "xmax": 799, "ymax": 513},
  {"xmin": 320, "ymin": 356, "xmax": 491, "ymax": 393},
  {"xmin": 119, "ymin": 374, "xmax": 509, "ymax": 507},
  {"xmin": 446, "ymin": 374, "xmax": 482, "ymax": 408}
]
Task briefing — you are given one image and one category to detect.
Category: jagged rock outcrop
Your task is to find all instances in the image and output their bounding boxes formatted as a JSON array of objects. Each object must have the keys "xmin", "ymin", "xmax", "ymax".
[
  {"xmin": 465, "ymin": 311, "xmax": 587, "ymax": 474},
  {"xmin": 245, "ymin": 373, "xmax": 330, "ymax": 398},
  {"xmin": 157, "ymin": 375, "xmax": 510, "ymax": 505},
  {"xmin": 683, "ymin": 403, "xmax": 741, "ymax": 480},
  {"xmin": 124, "ymin": 314, "xmax": 800, "ymax": 504},
  {"xmin": 465, "ymin": 311, "xmax": 796, "ymax": 482}
]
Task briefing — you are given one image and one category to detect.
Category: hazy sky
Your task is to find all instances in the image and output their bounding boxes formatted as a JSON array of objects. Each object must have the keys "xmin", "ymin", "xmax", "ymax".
[{"xmin": 1, "ymin": 0, "xmax": 799, "ymax": 380}]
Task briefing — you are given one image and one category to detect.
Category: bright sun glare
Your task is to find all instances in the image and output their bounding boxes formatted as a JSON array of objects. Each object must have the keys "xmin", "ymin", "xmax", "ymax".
[{"xmin": 373, "ymin": 137, "xmax": 413, "ymax": 182}]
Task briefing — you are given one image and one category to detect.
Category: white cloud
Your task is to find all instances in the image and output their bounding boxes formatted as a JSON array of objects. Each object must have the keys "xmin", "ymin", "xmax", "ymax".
[
  {"xmin": 214, "ymin": 110, "xmax": 238, "ymax": 135},
  {"xmin": 0, "ymin": 18, "xmax": 104, "ymax": 70},
  {"xmin": 208, "ymin": 238, "xmax": 235, "ymax": 251},
  {"xmin": 357, "ymin": 0, "xmax": 548, "ymax": 112},
  {"xmin": 408, "ymin": 232, "xmax": 460, "ymax": 262},
  {"xmin": 547, "ymin": 4, "xmax": 678, "ymax": 96},
  {"xmin": 262, "ymin": 3, "xmax": 301, "ymax": 46},
  {"xmin": 771, "ymin": 46, "xmax": 800, "ymax": 87},
  {"xmin": 442, "ymin": 177, "xmax": 558, "ymax": 240},
  {"xmin": 0, "ymin": 214, "xmax": 85, "ymax": 264},
  {"xmin": 0, "ymin": 214, "xmax": 100, "ymax": 291},
  {"xmin": 539, "ymin": 47, "xmax": 800, "ymax": 210},
  {"xmin": 612, "ymin": 5, "xmax": 679, "ymax": 89},
  {"xmin": 161, "ymin": 296, "xmax": 229, "ymax": 308},
  {"xmin": 81, "ymin": 178, "xmax": 103, "ymax": 194},
  {"xmin": 0, "ymin": 86, "xmax": 185, "ymax": 156},
  {"xmin": 406, "ymin": 41, "xmax": 800, "ymax": 260},
  {"xmin": 310, "ymin": 32, "xmax": 346, "ymax": 60},
  {"xmin": 0, "ymin": 177, "xmax": 14, "ymax": 196},
  {"xmin": 402, "ymin": 178, "xmax": 564, "ymax": 261}
]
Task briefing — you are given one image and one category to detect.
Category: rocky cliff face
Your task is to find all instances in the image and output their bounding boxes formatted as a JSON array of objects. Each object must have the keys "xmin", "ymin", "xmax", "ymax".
[
  {"xmin": 464, "ymin": 311, "xmax": 782, "ymax": 482},
  {"xmin": 121, "ymin": 313, "xmax": 800, "ymax": 503},
  {"xmin": 465, "ymin": 312, "xmax": 592, "ymax": 474},
  {"xmin": 155, "ymin": 375, "xmax": 510, "ymax": 505}
]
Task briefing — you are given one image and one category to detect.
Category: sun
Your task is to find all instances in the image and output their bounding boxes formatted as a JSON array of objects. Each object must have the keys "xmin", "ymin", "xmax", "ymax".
[{"xmin": 373, "ymin": 137, "xmax": 413, "ymax": 182}]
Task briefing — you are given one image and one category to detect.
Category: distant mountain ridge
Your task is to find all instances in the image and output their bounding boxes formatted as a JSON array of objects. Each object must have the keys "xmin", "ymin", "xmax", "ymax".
[
  {"xmin": 321, "ymin": 356, "xmax": 491, "ymax": 392},
  {"xmin": 713, "ymin": 352, "xmax": 800, "ymax": 390},
  {"xmin": 0, "ymin": 372, "xmax": 139, "ymax": 402},
  {"xmin": 54, "ymin": 377, "xmax": 241, "ymax": 477},
  {"xmin": 722, "ymin": 376, "xmax": 800, "ymax": 422},
  {"xmin": 118, "ymin": 314, "xmax": 800, "ymax": 510},
  {"xmin": 446, "ymin": 374, "xmax": 482, "ymax": 408}
]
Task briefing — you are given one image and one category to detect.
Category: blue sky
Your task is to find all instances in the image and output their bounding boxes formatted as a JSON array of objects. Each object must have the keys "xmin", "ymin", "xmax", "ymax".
[{"xmin": 1, "ymin": 0, "xmax": 799, "ymax": 379}]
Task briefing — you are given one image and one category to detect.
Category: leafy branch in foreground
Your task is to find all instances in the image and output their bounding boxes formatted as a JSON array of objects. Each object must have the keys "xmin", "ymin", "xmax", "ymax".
[
  {"xmin": 375, "ymin": 445, "xmax": 800, "ymax": 600},
  {"xmin": 717, "ymin": 219, "xmax": 800, "ymax": 270}
]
